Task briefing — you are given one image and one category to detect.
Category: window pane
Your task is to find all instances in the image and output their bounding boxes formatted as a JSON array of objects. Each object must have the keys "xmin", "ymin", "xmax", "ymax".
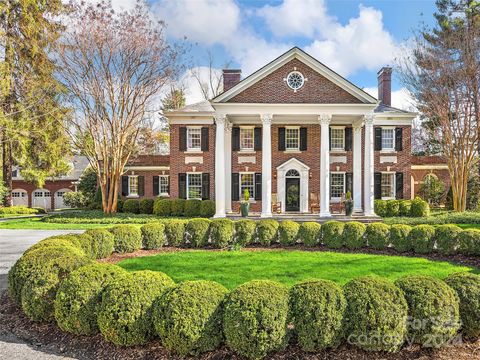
[
  {"xmin": 187, "ymin": 174, "xmax": 202, "ymax": 199},
  {"xmin": 331, "ymin": 128, "xmax": 344, "ymax": 150},
  {"xmin": 129, "ymin": 176, "xmax": 138, "ymax": 195},
  {"xmin": 159, "ymin": 176, "xmax": 169, "ymax": 195},
  {"xmin": 240, "ymin": 128, "xmax": 254, "ymax": 150},
  {"xmin": 330, "ymin": 173, "xmax": 344, "ymax": 199},
  {"xmin": 240, "ymin": 173, "xmax": 254, "ymax": 199},
  {"xmin": 381, "ymin": 173, "xmax": 395, "ymax": 198},
  {"xmin": 285, "ymin": 128, "xmax": 299, "ymax": 150},
  {"xmin": 382, "ymin": 129, "xmax": 394, "ymax": 150},
  {"xmin": 187, "ymin": 128, "xmax": 202, "ymax": 150}
]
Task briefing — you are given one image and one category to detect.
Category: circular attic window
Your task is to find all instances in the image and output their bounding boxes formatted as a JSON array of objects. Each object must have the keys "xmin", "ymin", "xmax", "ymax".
[{"xmin": 286, "ymin": 71, "xmax": 305, "ymax": 91}]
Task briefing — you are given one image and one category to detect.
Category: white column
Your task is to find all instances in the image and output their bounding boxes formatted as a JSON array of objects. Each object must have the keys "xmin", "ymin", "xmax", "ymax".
[
  {"xmin": 352, "ymin": 121, "xmax": 363, "ymax": 212},
  {"xmin": 261, "ymin": 114, "xmax": 273, "ymax": 218},
  {"xmin": 319, "ymin": 113, "xmax": 332, "ymax": 217},
  {"xmin": 364, "ymin": 113, "xmax": 375, "ymax": 216},
  {"xmin": 214, "ymin": 114, "xmax": 226, "ymax": 218},
  {"xmin": 225, "ymin": 121, "xmax": 232, "ymax": 213}
]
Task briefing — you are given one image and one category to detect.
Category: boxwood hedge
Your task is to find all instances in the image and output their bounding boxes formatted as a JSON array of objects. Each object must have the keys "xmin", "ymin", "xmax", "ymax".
[
  {"xmin": 234, "ymin": 219, "xmax": 257, "ymax": 247},
  {"xmin": 278, "ymin": 220, "xmax": 300, "ymax": 246},
  {"xmin": 141, "ymin": 222, "xmax": 166, "ymax": 250},
  {"xmin": 256, "ymin": 219, "xmax": 279, "ymax": 246},
  {"xmin": 185, "ymin": 219, "xmax": 211, "ymax": 247},
  {"xmin": 110, "ymin": 225, "xmax": 142, "ymax": 253},
  {"xmin": 321, "ymin": 221, "xmax": 344, "ymax": 249},
  {"xmin": 210, "ymin": 219, "xmax": 234, "ymax": 248},
  {"xmin": 342, "ymin": 222, "xmax": 366, "ymax": 250},
  {"xmin": 298, "ymin": 222, "xmax": 321, "ymax": 247}
]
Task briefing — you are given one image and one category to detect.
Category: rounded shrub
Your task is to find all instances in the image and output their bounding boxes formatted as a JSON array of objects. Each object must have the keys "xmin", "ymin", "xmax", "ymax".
[
  {"xmin": 321, "ymin": 221, "xmax": 344, "ymax": 249},
  {"xmin": 184, "ymin": 199, "xmax": 202, "ymax": 217},
  {"xmin": 141, "ymin": 222, "xmax": 165, "ymax": 249},
  {"xmin": 234, "ymin": 219, "xmax": 256, "ymax": 247},
  {"xmin": 84, "ymin": 229, "xmax": 115, "ymax": 258},
  {"xmin": 343, "ymin": 277, "xmax": 408, "ymax": 352},
  {"xmin": 210, "ymin": 219, "xmax": 234, "ymax": 248},
  {"xmin": 289, "ymin": 280, "xmax": 346, "ymax": 351},
  {"xmin": 343, "ymin": 222, "xmax": 366, "ymax": 250},
  {"xmin": 298, "ymin": 222, "xmax": 321, "ymax": 247},
  {"xmin": 278, "ymin": 220, "xmax": 300, "ymax": 246},
  {"xmin": 390, "ymin": 224, "xmax": 412, "ymax": 253},
  {"xmin": 123, "ymin": 199, "xmax": 140, "ymax": 214},
  {"xmin": 374, "ymin": 200, "xmax": 387, "ymax": 217},
  {"xmin": 54, "ymin": 263, "xmax": 126, "ymax": 335},
  {"xmin": 200, "ymin": 200, "xmax": 215, "ymax": 218},
  {"xmin": 398, "ymin": 200, "xmax": 412, "ymax": 216},
  {"xmin": 97, "ymin": 270, "xmax": 174, "ymax": 346},
  {"xmin": 110, "ymin": 225, "xmax": 142, "ymax": 253},
  {"xmin": 223, "ymin": 280, "xmax": 289, "ymax": 359},
  {"xmin": 445, "ymin": 272, "xmax": 480, "ymax": 338},
  {"xmin": 153, "ymin": 199, "xmax": 171, "ymax": 216},
  {"xmin": 25, "ymin": 236, "xmax": 84, "ymax": 256},
  {"xmin": 32, "ymin": 234, "xmax": 96, "ymax": 259},
  {"xmin": 153, "ymin": 280, "xmax": 228, "ymax": 356},
  {"xmin": 139, "ymin": 198, "xmax": 154, "ymax": 214},
  {"xmin": 410, "ymin": 197, "xmax": 430, "ymax": 217},
  {"xmin": 160, "ymin": 219, "xmax": 186, "ymax": 246},
  {"xmin": 409, "ymin": 225, "xmax": 435, "ymax": 254},
  {"xmin": 395, "ymin": 276, "xmax": 460, "ymax": 347},
  {"xmin": 365, "ymin": 223, "xmax": 390, "ymax": 250},
  {"xmin": 435, "ymin": 224, "xmax": 462, "ymax": 255},
  {"xmin": 170, "ymin": 199, "xmax": 186, "ymax": 217},
  {"xmin": 256, "ymin": 219, "xmax": 279, "ymax": 246},
  {"xmin": 185, "ymin": 219, "xmax": 211, "ymax": 247},
  {"xmin": 386, "ymin": 200, "xmax": 400, "ymax": 217},
  {"xmin": 458, "ymin": 229, "xmax": 480, "ymax": 256}
]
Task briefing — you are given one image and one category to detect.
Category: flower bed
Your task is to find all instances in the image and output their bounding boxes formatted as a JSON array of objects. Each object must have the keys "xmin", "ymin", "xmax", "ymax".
[{"xmin": 8, "ymin": 221, "xmax": 480, "ymax": 359}]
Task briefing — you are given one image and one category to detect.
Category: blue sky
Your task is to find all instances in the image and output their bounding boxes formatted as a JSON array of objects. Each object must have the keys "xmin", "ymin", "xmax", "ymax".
[{"xmin": 114, "ymin": 0, "xmax": 438, "ymax": 107}]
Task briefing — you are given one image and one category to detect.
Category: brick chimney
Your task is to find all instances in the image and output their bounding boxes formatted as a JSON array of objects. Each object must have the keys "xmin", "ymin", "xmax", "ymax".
[
  {"xmin": 377, "ymin": 67, "xmax": 392, "ymax": 106},
  {"xmin": 222, "ymin": 69, "xmax": 241, "ymax": 92}
]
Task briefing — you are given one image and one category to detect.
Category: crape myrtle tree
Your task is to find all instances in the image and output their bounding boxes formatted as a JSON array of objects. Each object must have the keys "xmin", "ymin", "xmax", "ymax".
[
  {"xmin": 58, "ymin": 0, "xmax": 184, "ymax": 213},
  {"xmin": 399, "ymin": 0, "xmax": 480, "ymax": 212}
]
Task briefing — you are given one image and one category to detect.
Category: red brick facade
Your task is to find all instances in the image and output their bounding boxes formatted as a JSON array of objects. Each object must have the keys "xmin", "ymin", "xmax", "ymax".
[{"xmin": 11, "ymin": 179, "xmax": 76, "ymax": 210}]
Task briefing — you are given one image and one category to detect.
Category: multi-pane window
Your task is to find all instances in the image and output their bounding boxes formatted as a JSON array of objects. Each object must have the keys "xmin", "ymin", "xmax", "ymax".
[
  {"xmin": 285, "ymin": 128, "xmax": 300, "ymax": 150},
  {"xmin": 382, "ymin": 128, "xmax": 395, "ymax": 150},
  {"xmin": 187, "ymin": 173, "xmax": 202, "ymax": 199},
  {"xmin": 240, "ymin": 128, "xmax": 254, "ymax": 151},
  {"xmin": 128, "ymin": 176, "xmax": 138, "ymax": 196},
  {"xmin": 12, "ymin": 192, "xmax": 25, "ymax": 198},
  {"xmin": 330, "ymin": 128, "xmax": 345, "ymax": 150},
  {"xmin": 240, "ymin": 173, "xmax": 254, "ymax": 199},
  {"xmin": 159, "ymin": 175, "xmax": 169, "ymax": 195},
  {"xmin": 187, "ymin": 128, "xmax": 202, "ymax": 151},
  {"xmin": 330, "ymin": 173, "xmax": 345, "ymax": 199},
  {"xmin": 57, "ymin": 191, "xmax": 66, "ymax": 198},
  {"xmin": 381, "ymin": 173, "xmax": 395, "ymax": 199}
]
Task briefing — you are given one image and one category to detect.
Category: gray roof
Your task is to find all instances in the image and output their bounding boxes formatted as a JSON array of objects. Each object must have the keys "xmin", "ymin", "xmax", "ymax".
[
  {"xmin": 175, "ymin": 100, "xmax": 214, "ymax": 113},
  {"xmin": 12, "ymin": 155, "xmax": 90, "ymax": 182},
  {"xmin": 374, "ymin": 103, "xmax": 411, "ymax": 114}
]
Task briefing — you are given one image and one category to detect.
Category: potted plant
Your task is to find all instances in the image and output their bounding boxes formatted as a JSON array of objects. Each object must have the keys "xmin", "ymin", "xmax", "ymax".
[
  {"xmin": 240, "ymin": 189, "xmax": 250, "ymax": 217},
  {"xmin": 345, "ymin": 191, "xmax": 353, "ymax": 216}
]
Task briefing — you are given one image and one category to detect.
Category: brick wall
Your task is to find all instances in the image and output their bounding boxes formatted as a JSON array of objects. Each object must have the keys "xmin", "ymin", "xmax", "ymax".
[
  {"xmin": 12, "ymin": 179, "xmax": 76, "ymax": 209},
  {"xmin": 122, "ymin": 169, "xmax": 170, "ymax": 199}
]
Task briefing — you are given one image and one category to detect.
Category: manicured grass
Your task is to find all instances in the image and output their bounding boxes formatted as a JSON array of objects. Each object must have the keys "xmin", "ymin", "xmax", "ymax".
[
  {"xmin": 0, "ymin": 217, "xmax": 117, "ymax": 230},
  {"xmin": 117, "ymin": 249, "xmax": 476, "ymax": 290}
]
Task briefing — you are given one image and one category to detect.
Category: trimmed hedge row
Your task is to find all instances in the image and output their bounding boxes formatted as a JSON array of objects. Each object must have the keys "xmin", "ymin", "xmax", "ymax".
[
  {"xmin": 153, "ymin": 199, "xmax": 215, "ymax": 218},
  {"xmin": 374, "ymin": 197, "xmax": 429, "ymax": 218},
  {"xmin": 7, "ymin": 232, "xmax": 480, "ymax": 359}
]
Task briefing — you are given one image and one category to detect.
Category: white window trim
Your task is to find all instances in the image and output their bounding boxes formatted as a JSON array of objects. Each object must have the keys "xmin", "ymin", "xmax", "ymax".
[
  {"xmin": 330, "ymin": 126, "xmax": 346, "ymax": 152},
  {"xmin": 239, "ymin": 172, "xmax": 256, "ymax": 202},
  {"xmin": 158, "ymin": 175, "xmax": 170, "ymax": 197},
  {"xmin": 186, "ymin": 172, "xmax": 202, "ymax": 200},
  {"xmin": 186, "ymin": 126, "xmax": 202, "ymax": 153},
  {"xmin": 127, "ymin": 175, "xmax": 139, "ymax": 198},
  {"xmin": 381, "ymin": 126, "xmax": 396, "ymax": 153},
  {"xmin": 330, "ymin": 171, "xmax": 346, "ymax": 203},
  {"xmin": 239, "ymin": 126, "xmax": 255, "ymax": 152},
  {"xmin": 381, "ymin": 171, "xmax": 396, "ymax": 200},
  {"xmin": 285, "ymin": 126, "xmax": 300, "ymax": 151}
]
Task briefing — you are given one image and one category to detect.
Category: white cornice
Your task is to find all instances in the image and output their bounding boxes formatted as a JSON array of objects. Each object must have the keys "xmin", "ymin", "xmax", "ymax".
[
  {"xmin": 124, "ymin": 166, "xmax": 170, "ymax": 171},
  {"xmin": 212, "ymin": 103, "xmax": 378, "ymax": 115},
  {"xmin": 411, "ymin": 165, "xmax": 448, "ymax": 170}
]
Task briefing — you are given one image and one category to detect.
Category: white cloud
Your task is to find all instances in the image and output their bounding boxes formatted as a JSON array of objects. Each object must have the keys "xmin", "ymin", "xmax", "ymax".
[
  {"xmin": 153, "ymin": 0, "xmax": 240, "ymax": 45},
  {"xmin": 179, "ymin": 66, "xmax": 223, "ymax": 104}
]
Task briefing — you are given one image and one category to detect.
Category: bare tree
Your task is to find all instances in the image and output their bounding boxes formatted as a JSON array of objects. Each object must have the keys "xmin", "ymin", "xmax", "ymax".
[
  {"xmin": 58, "ymin": 0, "xmax": 184, "ymax": 213},
  {"xmin": 191, "ymin": 50, "xmax": 231, "ymax": 100}
]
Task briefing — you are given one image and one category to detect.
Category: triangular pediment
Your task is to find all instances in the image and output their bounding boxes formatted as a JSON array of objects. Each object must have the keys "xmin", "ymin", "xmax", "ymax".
[
  {"xmin": 212, "ymin": 47, "xmax": 377, "ymax": 105},
  {"xmin": 277, "ymin": 157, "xmax": 310, "ymax": 171}
]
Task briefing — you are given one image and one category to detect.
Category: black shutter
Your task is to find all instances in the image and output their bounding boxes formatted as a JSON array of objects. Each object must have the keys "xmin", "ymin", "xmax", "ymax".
[
  {"xmin": 254, "ymin": 127, "xmax": 262, "ymax": 151},
  {"xmin": 346, "ymin": 172, "xmax": 353, "ymax": 195},
  {"xmin": 345, "ymin": 127, "xmax": 353, "ymax": 151},
  {"xmin": 329, "ymin": 127, "xmax": 332, "ymax": 150},
  {"xmin": 255, "ymin": 173, "xmax": 262, "ymax": 201},
  {"xmin": 374, "ymin": 172, "xmax": 382, "ymax": 199},
  {"xmin": 179, "ymin": 127, "xmax": 187, "ymax": 151},
  {"xmin": 232, "ymin": 127, "xmax": 240, "ymax": 151},
  {"xmin": 278, "ymin": 127, "xmax": 286, "ymax": 151},
  {"xmin": 202, "ymin": 173, "xmax": 210, "ymax": 200},
  {"xmin": 201, "ymin": 127, "xmax": 209, "ymax": 151},
  {"xmin": 300, "ymin": 127, "xmax": 307, "ymax": 151},
  {"xmin": 396, "ymin": 172, "xmax": 404, "ymax": 199},
  {"xmin": 178, "ymin": 173, "xmax": 187, "ymax": 199},
  {"xmin": 153, "ymin": 176, "xmax": 159, "ymax": 196},
  {"xmin": 395, "ymin": 128, "xmax": 403, "ymax": 151},
  {"xmin": 167, "ymin": 176, "xmax": 170, "ymax": 195},
  {"xmin": 121, "ymin": 176, "xmax": 128, "ymax": 196},
  {"xmin": 232, "ymin": 173, "xmax": 239, "ymax": 201},
  {"xmin": 374, "ymin": 127, "xmax": 382, "ymax": 151},
  {"xmin": 138, "ymin": 176, "xmax": 145, "ymax": 196}
]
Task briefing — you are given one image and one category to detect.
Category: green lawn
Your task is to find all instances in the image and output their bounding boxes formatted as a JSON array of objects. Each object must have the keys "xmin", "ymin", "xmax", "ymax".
[
  {"xmin": 117, "ymin": 249, "xmax": 475, "ymax": 289},
  {"xmin": 0, "ymin": 217, "xmax": 115, "ymax": 230}
]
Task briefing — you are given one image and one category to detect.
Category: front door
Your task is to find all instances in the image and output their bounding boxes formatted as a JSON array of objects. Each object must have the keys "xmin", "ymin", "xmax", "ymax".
[{"xmin": 285, "ymin": 178, "xmax": 300, "ymax": 211}]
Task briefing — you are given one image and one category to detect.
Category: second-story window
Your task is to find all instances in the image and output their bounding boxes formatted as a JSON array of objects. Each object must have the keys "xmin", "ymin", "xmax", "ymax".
[
  {"xmin": 381, "ymin": 128, "xmax": 395, "ymax": 151},
  {"xmin": 240, "ymin": 128, "xmax": 254, "ymax": 151},
  {"xmin": 331, "ymin": 128, "xmax": 345, "ymax": 151},
  {"xmin": 187, "ymin": 128, "xmax": 202, "ymax": 151},
  {"xmin": 285, "ymin": 127, "xmax": 300, "ymax": 150}
]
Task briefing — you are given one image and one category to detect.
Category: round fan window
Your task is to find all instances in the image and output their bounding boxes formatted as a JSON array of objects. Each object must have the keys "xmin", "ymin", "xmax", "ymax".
[{"xmin": 286, "ymin": 71, "xmax": 305, "ymax": 90}]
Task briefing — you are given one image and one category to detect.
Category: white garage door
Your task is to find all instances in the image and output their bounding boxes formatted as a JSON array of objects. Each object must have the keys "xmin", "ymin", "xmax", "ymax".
[
  {"xmin": 54, "ymin": 189, "xmax": 71, "ymax": 210},
  {"xmin": 12, "ymin": 189, "xmax": 28, "ymax": 207},
  {"xmin": 32, "ymin": 189, "xmax": 52, "ymax": 211}
]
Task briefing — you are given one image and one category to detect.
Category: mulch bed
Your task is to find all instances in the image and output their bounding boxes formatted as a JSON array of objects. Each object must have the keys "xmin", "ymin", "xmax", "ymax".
[{"xmin": 1, "ymin": 293, "xmax": 479, "ymax": 360}]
